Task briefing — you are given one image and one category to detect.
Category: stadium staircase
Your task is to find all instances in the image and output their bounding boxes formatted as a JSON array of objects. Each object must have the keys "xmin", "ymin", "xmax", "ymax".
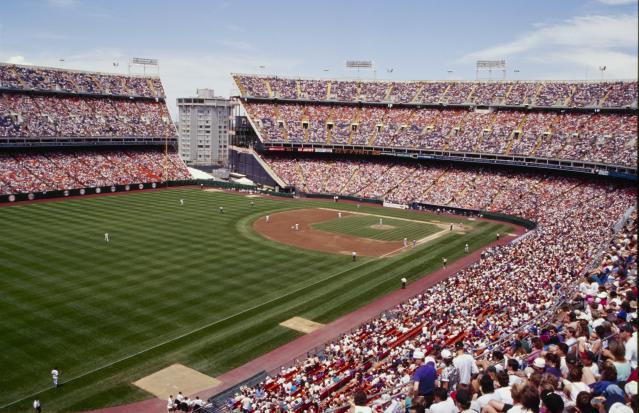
[
  {"xmin": 325, "ymin": 81, "xmax": 332, "ymax": 100},
  {"xmin": 340, "ymin": 166, "xmax": 360, "ymax": 194},
  {"xmin": 302, "ymin": 106, "xmax": 310, "ymax": 143},
  {"xmin": 295, "ymin": 80, "xmax": 302, "ymax": 99},
  {"xmin": 294, "ymin": 161, "xmax": 307, "ymax": 192},
  {"xmin": 264, "ymin": 79, "xmax": 273, "ymax": 98},
  {"xmin": 531, "ymin": 116, "xmax": 558, "ymax": 156},
  {"xmin": 325, "ymin": 107, "xmax": 335, "ymax": 144},
  {"xmin": 366, "ymin": 109, "xmax": 386, "ymax": 146},
  {"xmin": 383, "ymin": 84, "xmax": 393, "ymax": 102},
  {"xmin": 504, "ymin": 114, "xmax": 528, "ymax": 154},
  {"xmin": 472, "ymin": 112, "xmax": 497, "ymax": 152},
  {"xmin": 146, "ymin": 79, "xmax": 158, "ymax": 96},
  {"xmin": 382, "ymin": 167, "xmax": 413, "ymax": 199},
  {"xmin": 411, "ymin": 83, "xmax": 424, "ymax": 103},
  {"xmin": 443, "ymin": 111, "xmax": 469, "ymax": 150},
  {"xmin": 564, "ymin": 84, "xmax": 577, "ymax": 106},
  {"xmin": 502, "ymin": 83, "xmax": 515, "ymax": 104},
  {"xmin": 273, "ymin": 106, "xmax": 289, "ymax": 142},
  {"xmin": 599, "ymin": 87, "xmax": 613, "ymax": 106},
  {"xmin": 416, "ymin": 168, "xmax": 448, "ymax": 201},
  {"xmin": 320, "ymin": 164, "xmax": 334, "ymax": 192},
  {"xmin": 530, "ymin": 82, "xmax": 545, "ymax": 106},
  {"xmin": 440, "ymin": 82, "xmax": 453, "ymax": 104},
  {"xmin": 346, "ymin": 108, "xmax": 361, "ymax": 144}
]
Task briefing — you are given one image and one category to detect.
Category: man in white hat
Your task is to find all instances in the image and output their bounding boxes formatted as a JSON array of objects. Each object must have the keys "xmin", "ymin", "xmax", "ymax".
[{"xmin": 439, "ymin": 349, "xmax": 459, "ymax": 391}]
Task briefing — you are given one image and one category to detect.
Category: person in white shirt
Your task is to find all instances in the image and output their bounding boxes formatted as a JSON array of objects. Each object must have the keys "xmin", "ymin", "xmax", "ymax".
[
  {"xmin": 265, "ymin": 215, "xmax": 270, "ymax": 223},
  {"xmin": 429, "ymin": 387, "xmax": 458, "ymax": 413},
  {"xmin": 621, "ymin": 325, "xmax": 637, "ymax": 369},
  {"xmin": 495, "ymin": 371, "xmax": 513, "ymax": 404},
  {"xmin": 167, "ymin": 395, "xmax": 175, "ymax": 412},
  {"xmin": 104, "ymin": 232, "xmax": 109, "ymax": 242},
  {"xmin": 475, "ymin": 374, "xmax": 501, "ymax": 411},
  {"xmin": 192, "ymin": 396, "xmax": 205, "ymax": 410},
  {"xmin": 179, "ymin": 199, "xmax": 184, "ymax": 206},
  {"xmin": 453, "ymin": 341, "xmax": 479, "ymax": 385},
  {"xmin": 33, "ymin": 399, "xmax": 41, "ymax": 413},
  {"xmin": 507, "ymin": 358, "xmax": 524, "ymax": 386},
  {"xmin": 51, "ymin": 367, "xmax": 59, "ymax": 388}
]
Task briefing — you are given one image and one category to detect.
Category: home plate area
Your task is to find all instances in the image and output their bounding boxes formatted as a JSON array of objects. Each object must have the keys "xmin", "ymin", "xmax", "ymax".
[
  {"xmin": 279, "ymin": 316, "xmax": 325, "ymax": 334},
  {"xmin": 133, "ymin": 363, "xmax": 221, "ymax": 399}
]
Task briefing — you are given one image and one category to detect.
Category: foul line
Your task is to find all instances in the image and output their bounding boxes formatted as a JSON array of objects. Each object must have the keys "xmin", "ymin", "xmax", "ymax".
[
  {"xmin": 0, "ymin": 257, "xmax": 376, "ymax": 409},
  {"xmin": 317, "ymin": 207, "xmax": 466, "ymax": 231}
]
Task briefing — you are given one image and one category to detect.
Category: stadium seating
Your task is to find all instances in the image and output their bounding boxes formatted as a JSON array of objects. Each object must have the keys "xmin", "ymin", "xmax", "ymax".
[
  {"xmin": 228, "ymin": 155, "xmax": 637, "ymax": 413},
  {"xmin": 234, "ymin": 75, "xmax": 637, "ymax": 108},
  {"xmin": 0, "ymin": 149, "xmax": 191, "ymax": 195},
  {"xmin": 243, "ymin": 102, "xmax": 637, "ymax": 167},
  {"xmin": 0, "ymin": 64, "xmax": 188, "ymax": 196},
  {"xmin": 0, "ymin": 63, "xmax": 164, "ymax": 97}
]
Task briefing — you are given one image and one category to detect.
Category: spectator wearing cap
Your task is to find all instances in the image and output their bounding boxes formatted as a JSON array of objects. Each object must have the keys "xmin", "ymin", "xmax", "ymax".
[
  {"xmin": 528, "ymin": 358, "xmax": 546, "ymax": 377},
  {"xmin": 453, "ymin": 341, "xmax": 479, "ymax": 386},
  {"xmin": 412, "ymin": 350, "xmax": 437, "ymax": 406},
  {"xmin": 439, "ymin": 349, "xmax": 459, "ymax": 391},
  {"xmin": 606, "ymin": 381, "xmax": 637, "ymax": 413}
]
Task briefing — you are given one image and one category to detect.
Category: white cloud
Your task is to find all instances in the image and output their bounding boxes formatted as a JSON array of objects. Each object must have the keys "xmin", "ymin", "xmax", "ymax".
[
  {"xmin": 217, "ymin": 40, "xmax": 253, "ymax": 51},
  {"xmin": 596, "ymin": 0, "xmax": 637, "ymax": 5},
  {"xmin": 461, "ymin": 14, "xmax": 638, "ymax": 79},
  {"xmin": 7, "ymin": 55, "xmax": 31, "ymax": 65},
  {"xmin": 46, "ymin": 0, "xmax": 80, "ymax": 8}
]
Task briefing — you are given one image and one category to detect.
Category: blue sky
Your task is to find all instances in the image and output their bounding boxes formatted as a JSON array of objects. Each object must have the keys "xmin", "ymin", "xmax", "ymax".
[{"xmin": 0, "ymin": 0, "xmax": 636, "ymax": 115}]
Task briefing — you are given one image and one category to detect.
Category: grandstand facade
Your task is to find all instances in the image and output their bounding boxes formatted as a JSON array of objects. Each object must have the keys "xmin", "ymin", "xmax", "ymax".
[
  {"xmin": 233, "ymin": 75, "xmax": 637, "ymax": 178},
  {"xmin": 0, "ymin": 63, "xmax": 190, "ymax": 201}
]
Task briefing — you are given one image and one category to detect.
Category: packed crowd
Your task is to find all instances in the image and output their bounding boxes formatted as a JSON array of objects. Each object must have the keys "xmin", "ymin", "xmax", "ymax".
[
  {"xmin": 243, "ymin": 103, "xmax": 637, "ymax": 167},
  {"xmin": 0, "ymin": 92, "xmax": 176, "ymax": 138},
  {"xmin": 235, "ymin": 75, "xmax": 637, "ymax": 108},
  {"xmin": 226, "ymin": 156, "xmax": 636, "ymax": 413},
  {"xmin": 0, "ymin": 149, "xmax": 190, "ymax": 195},
  {"xmin": 0, "ymin": 64, "xmax": 165, "ymax": 97}
]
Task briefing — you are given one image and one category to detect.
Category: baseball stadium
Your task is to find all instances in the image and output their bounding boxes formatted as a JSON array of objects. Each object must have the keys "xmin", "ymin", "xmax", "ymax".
[{"xmin": 0, "ymin": 2, "xmax": 637, "ymax": 413}]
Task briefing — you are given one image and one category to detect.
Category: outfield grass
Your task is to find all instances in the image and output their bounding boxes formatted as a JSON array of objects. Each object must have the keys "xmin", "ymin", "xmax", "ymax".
[
  {"xmin": 312, "ymin": 214, "xmax": 441, "ymax": 241},
  {"xmin": 0, "ymin": 189, "xmax": 512, "ymax": 412}
]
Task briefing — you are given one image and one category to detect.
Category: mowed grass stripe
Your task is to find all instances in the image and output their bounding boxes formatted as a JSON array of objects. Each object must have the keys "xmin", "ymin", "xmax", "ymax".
[{"xmin": 0, "ymin": 189, "xmax": 511, "ymax": 412}]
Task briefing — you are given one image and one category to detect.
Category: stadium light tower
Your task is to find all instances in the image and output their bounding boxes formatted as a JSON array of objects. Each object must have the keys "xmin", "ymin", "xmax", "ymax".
[
  {"xmin": 476, "ymin": 60, "xmax": 506, "ymax": 80},
  {"xmin": 598, "ymin": 66, "xmax": 606, "ymax": 80},
  {"xmin": 345, "ymin": 60, "xmax": 373, "ymax": 79}
]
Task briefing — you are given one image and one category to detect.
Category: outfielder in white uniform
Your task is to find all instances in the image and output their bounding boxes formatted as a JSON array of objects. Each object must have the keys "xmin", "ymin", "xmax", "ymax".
[
  {"xmin": 51, "ymin": 368, "xmax": 59, "ymax": 388},
  {"xmin": 104, "ymin": 233, "xmax": 109, "ymax": 242}
]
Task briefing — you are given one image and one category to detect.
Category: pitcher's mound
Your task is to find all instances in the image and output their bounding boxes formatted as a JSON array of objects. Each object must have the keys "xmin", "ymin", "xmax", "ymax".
[
  {"xmin": 280, "ymin": 317, "xmax": 325, "ymax": 334},
  {"xmin": 370, "ymin": 224, "xmax": 395, "ymax": 230},
  {"xmin": 133, "ymin": 364, "xmax": 221, "ymax": 398}
]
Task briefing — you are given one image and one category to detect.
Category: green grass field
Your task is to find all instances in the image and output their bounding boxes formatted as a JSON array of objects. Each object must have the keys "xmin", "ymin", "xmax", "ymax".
[
  {"xmin": 312, "ymin": 214, "xmax": 442, "ymax": 241},
  {"xmin": 0, "ymin": 188, "xmax": 512, "ymax": 412}
]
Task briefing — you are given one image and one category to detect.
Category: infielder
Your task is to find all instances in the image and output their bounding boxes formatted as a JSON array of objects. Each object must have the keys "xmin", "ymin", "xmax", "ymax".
[{"xmin": 265, "ymin": 215, "xmax": 270, "ymax": 223}]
